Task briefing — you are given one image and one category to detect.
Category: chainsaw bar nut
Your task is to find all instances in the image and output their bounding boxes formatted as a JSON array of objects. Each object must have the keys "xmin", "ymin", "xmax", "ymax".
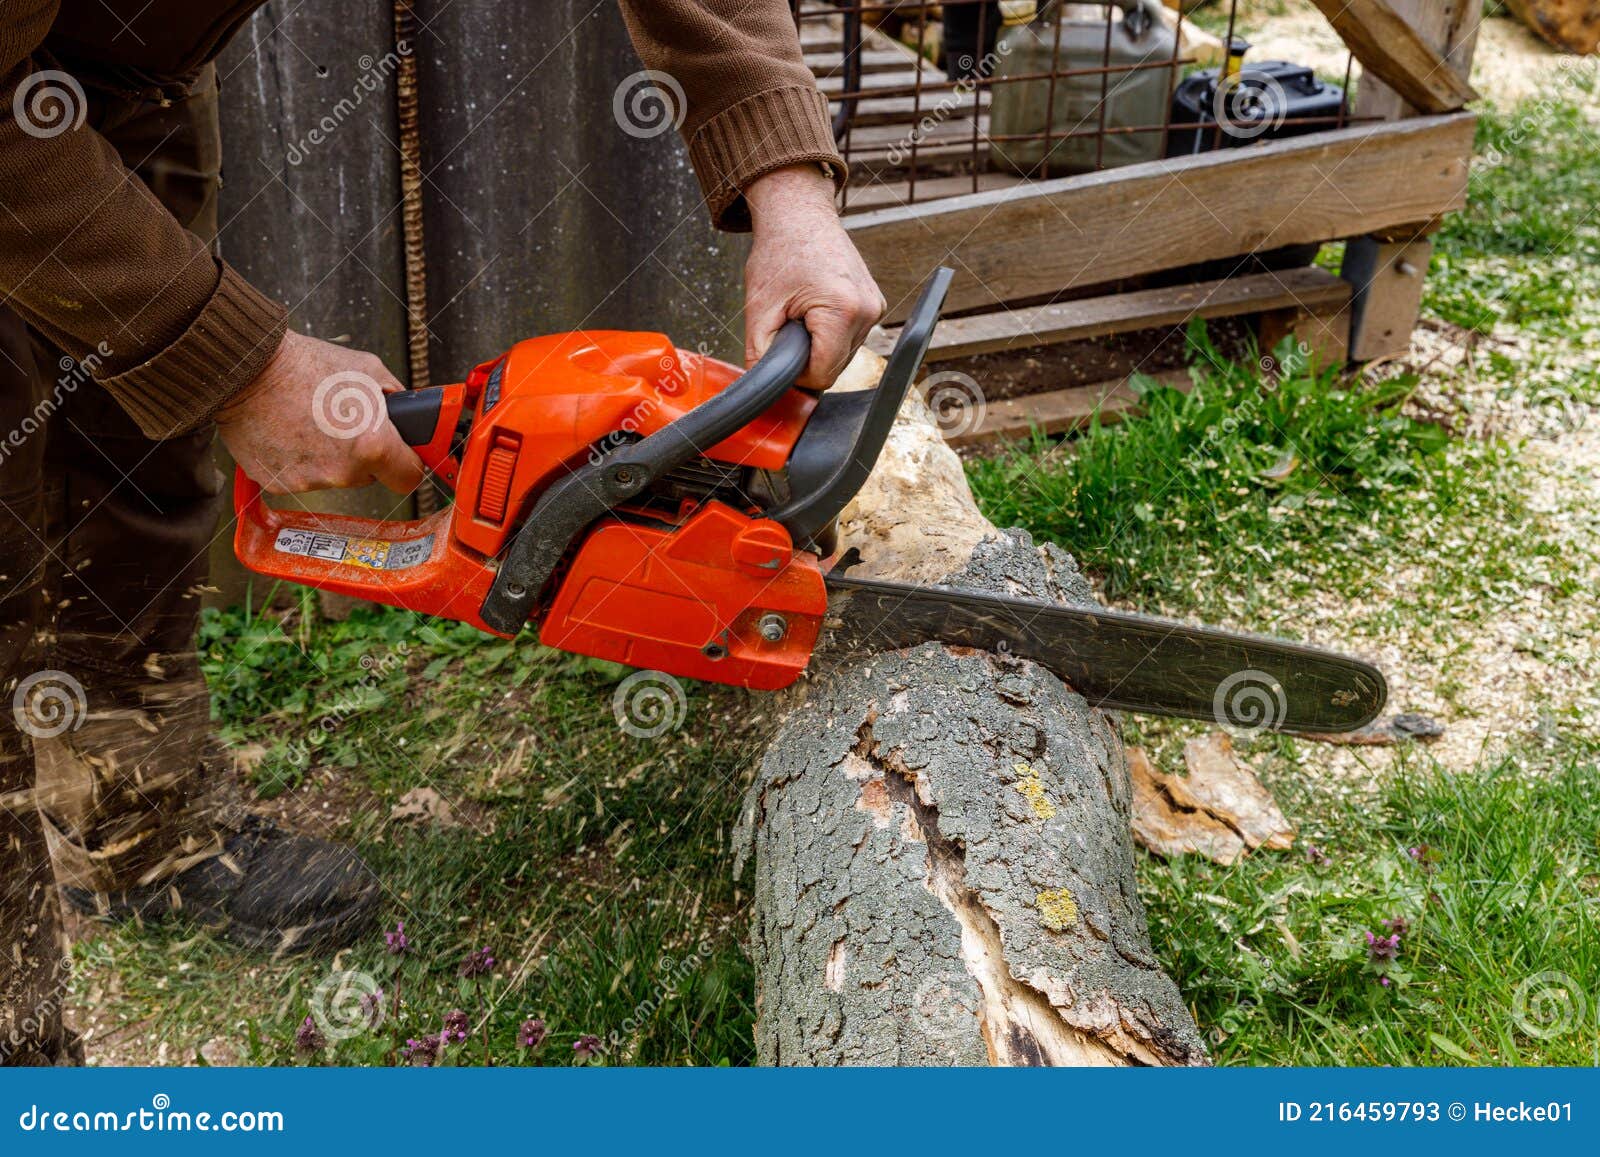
[{"xmin": 758, "ymin": 614, "xmax": 788, "ymax": 642}]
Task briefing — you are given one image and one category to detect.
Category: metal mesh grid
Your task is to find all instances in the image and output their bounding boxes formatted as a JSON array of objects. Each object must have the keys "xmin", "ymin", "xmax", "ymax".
[{"xmin": 792, "ymin": 0, "xmax": 1363, "ymax": 213}]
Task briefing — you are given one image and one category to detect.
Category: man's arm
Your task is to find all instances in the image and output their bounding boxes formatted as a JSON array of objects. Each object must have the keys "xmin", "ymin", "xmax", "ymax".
[
  {"xmin": 0, "ymin": 0, "xmax": 284, "ymax": 438},
  {"xmin": 618, "ymin": 0, "xmax": 884, "ymax": 389},
  {"xmin": 0, "ymin": 1, "xmax": 421, "ymax": 492}
]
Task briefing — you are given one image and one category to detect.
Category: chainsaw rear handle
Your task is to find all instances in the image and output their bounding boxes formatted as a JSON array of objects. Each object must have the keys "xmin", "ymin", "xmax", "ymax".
[{"xmin": 477, "ymin": 319, "xmax": 814, "ymax": 634}]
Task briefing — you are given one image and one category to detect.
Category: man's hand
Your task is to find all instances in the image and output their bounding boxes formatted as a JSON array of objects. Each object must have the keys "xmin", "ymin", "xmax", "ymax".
[
  {"xmin": 215, "ymin": 331, "xmax": 426, "ymax": 496},
  {"xmin": 744, "ymin": 164, "xmax": 886, "ymax": 390}
]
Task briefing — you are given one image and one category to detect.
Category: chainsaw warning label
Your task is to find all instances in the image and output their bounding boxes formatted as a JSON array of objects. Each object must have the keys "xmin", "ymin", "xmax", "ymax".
[{"xmin": 273, "ymin": 529, "xmax": 435, "ymax": 571}]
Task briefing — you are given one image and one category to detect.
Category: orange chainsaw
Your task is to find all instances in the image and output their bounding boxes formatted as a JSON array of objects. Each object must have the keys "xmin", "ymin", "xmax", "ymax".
[{"xmin": 234, "ymin": 269, "xmax": 1386, "ymax": 732}]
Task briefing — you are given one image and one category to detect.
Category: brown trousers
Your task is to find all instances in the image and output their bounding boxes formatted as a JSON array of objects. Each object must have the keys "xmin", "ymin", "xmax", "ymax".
[{"xmin": 1, "ymin": 64, "xmax": 226, "ymax": 1065}]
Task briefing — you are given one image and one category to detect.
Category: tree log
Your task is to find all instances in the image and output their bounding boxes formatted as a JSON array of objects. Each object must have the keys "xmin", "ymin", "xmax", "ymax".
[
  {"xmin": 1505, "ymin": 0, "xmax": 1600, "ymax": 54},
  {"xmin": 735, "ymin": 352, "xmax": 1207, "ymax": 1067}
]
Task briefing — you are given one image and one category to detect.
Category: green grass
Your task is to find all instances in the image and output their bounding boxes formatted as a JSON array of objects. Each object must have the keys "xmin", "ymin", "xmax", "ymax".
[
  {"xmin": 1142, "ymin": 736, "xmax": 1600, "ymax": 1066},
  {"xmin": 77, "ymin": 591, "xmax": 762, "ymax": 1066},
  {"xmin": 965, "ymin": 326, "xmax": 1531, "ymax": 636}
]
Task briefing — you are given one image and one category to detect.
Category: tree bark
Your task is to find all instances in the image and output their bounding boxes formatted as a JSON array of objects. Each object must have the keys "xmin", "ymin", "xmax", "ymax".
[{"xmin": 736, "ymin": 353, "xmax": 1207, "ymax": 1067}]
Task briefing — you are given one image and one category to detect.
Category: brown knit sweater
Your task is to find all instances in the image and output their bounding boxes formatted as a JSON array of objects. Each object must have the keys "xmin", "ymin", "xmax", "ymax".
[{"xmin": 0, "ymin": 1, "xmax": 843, "ymax": 439}]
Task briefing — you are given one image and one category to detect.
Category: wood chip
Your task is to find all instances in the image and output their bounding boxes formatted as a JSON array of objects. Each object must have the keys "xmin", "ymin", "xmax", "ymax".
[
  {"xmin": 1127, "ymin": 734, "xmax": 1296, "ymax": 865},
  {"xmin": 389, "ymin": 786, "xmax": 460, "ymax": 828}
]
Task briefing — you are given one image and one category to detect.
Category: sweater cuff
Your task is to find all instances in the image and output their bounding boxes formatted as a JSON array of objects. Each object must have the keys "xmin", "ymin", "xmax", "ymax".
[
  {"xmin": 689, "ymin": 85, "xmax": 846, "ymax": 232},
  {"xmin": 97, "ymin": 261, "xmax": 289, "ymax": 440}
]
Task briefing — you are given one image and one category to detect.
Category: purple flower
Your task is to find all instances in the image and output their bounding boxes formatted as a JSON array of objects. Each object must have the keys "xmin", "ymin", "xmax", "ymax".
[
  {"xmin": 294, "ymin": 1015, "xmax": 326, "ymax": 1053},
  {"xmin": 403, "ymin": 1034, "xmax": 440, "ymax": 1067},
  {"xmin": 1303, "ymin": 843, "xmax": 1330, "ymax": 866},
  {"xmin": 1408, "ymin": 845, "xmax": 1440, "ymax": 874},
  {"xmin": 519, "ymin": 1018, "xmax": 547, "ymax": 1049},
  {"xmin": 458, "ymin": 946, "xmax": 496, "ymax": 979},
  {"xmin": 1381, "ymin": 916, "xmax": 1410, "ymax": 938},
  {"xmin": 1365, "ymin": 930, "xmax": 1401, "ymax": 963},
  {"xmin": 1378, "ymin": 975, "xmax": 1392, "ymax": 987},
  {"xmin": 385, "ymin": 921, "xmax": 410, "ymax": 955},
  {"xmin": 443, "ymin": 1008, "xmax": 471, "ymax": 1044},
  {"xmin": 573, "ymin": 1034, "xmax": 603, "ymax": 1061}
]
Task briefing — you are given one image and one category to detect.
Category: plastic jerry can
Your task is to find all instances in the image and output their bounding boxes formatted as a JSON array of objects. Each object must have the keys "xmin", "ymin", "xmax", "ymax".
[{"xmin": 988, "ymin": 0, "xmax": 1178, "ymax": 177}]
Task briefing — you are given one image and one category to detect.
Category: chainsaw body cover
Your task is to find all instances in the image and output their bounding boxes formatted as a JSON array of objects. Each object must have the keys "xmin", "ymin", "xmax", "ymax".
[{"xmin": 235, "ymin": 331, "xmax": 836, "ymax": 688}]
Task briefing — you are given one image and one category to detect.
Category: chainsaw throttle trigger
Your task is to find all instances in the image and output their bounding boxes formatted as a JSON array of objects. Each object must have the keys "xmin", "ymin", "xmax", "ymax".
[
  {"xmin": 768, "ymin": 266, "xmax": 954, "ymax": 547},
  {"xmin": 385, "ymin": 383, "xmax": 469, "ymax": 487},
  {"xmin": 477, "ymin": 319, "xmax": 814, "ymax": 634}
]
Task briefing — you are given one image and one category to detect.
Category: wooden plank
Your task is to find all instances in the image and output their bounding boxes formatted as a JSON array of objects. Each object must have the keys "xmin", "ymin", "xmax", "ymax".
[
  {"xmin": 1309, "ymin": 0, "xmax": 1479, "ymax": 114},
  {"xmin": 805, "ymin": 48, "xmax": 917, "ymax": 76},
  {"xmin": 815, "ymin": 68, "xmax": 928, "ymax": 95},
  {"xmin": 944, "ymin": 369, "xmax": 1193, "ymax": 451},
  {"xmin": 836, "ymin": 117, "xmax": 990, "ymax": 179},
  {"xmin": 1259, "ymin": 300, "xmax": 1352, "ymax": 367},
  {"xmin": 848, "ymin": 113, "xmax": 1477, "ymax": 323},
  {"xmin": 845, "ymin": 172, "xmax": 1026, "ymax": 215},
  {"xmin": 829, "ymin": 89, "xmax": 984, "ymax": 128},
  {"xmin": 1353, "ymin": 0, "xmax": 1482, "ymax": 121},
  {"xmin": 870, "ymin": 268, "xmax": 1352, "ymax": 360}
]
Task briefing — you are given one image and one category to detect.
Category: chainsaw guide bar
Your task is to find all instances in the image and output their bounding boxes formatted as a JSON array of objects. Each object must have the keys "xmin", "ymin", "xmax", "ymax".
[{"xmin": 823, "ymin": 573, "xmax": 1387, "ymax": 734}]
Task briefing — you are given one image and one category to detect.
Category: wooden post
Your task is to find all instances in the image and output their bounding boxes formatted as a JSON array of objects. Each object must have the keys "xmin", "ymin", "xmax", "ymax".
[
  {"xmin": 414, "ymin": 1, "xmax": 747, "ymax": 372},
  {"xmin": 1339, "ymin": 0, "xmax": 1481, "ymax": 361},
  {"xmin": 210, "ymin": 3, "xmax": 415, "ymax": 610}
]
